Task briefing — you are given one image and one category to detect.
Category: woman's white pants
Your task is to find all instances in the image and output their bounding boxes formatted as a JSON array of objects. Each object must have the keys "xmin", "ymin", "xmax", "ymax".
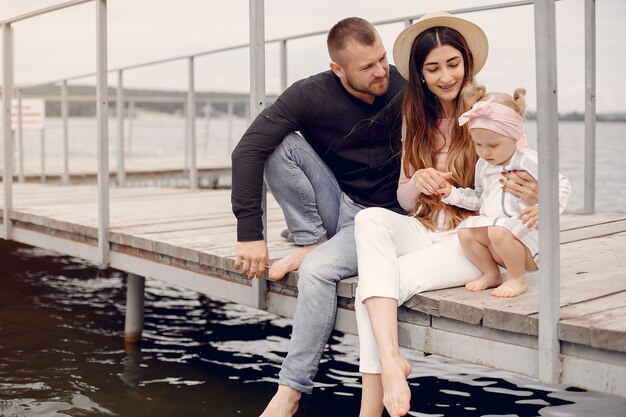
[{"xmin": 354, "ymin": 207, "xmax": 481, "ymax": 373}]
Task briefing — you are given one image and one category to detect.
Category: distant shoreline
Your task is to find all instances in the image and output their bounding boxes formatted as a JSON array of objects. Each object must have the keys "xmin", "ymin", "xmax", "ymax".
[{"xmin": 16, "ymin": 84, "xmax": 626, "ymax": 122}]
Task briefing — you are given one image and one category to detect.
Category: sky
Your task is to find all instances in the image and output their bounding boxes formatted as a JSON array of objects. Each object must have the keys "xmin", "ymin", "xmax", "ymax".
[{"xmin": 1, "ymin": 0, "xmax": 625, "ymax": 113}]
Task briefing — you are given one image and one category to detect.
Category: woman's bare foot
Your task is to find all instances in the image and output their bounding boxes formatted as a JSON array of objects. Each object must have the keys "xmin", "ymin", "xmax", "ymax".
[
  {"xmin": 259, "ymin": 385, "xmax": 301, "ymax": 417},
  {"xmin": 268, "ymin": 241, "xmax": 324, "ymax": 281},
  {"xmin": 465, "ymin": 271, "xmax": 502, "ymax": 292},
  {"xmin": 380, "ymin": 353, "xmax": 412, "ymax": 417},
  {"xmin": 491, "ymin": 276, "xmax": 528, "ymax": 297}
]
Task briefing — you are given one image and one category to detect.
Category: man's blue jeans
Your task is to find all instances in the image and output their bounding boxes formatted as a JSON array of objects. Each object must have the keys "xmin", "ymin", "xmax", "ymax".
[{"xmin": 265, "ymin": 132, "xmax": 365, "ymax": 394}]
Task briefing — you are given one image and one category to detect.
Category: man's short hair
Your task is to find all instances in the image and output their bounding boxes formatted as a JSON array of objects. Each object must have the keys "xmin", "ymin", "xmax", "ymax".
[{"xmin": 327, "ymin": 17, "xmax": 378, "ymax": 63}]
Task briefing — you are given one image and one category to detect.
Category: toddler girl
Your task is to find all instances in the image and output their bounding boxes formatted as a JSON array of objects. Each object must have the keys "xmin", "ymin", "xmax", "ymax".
[{"xmin": 439, "ymin": 83, "xmax": 571, "ymax": 297}]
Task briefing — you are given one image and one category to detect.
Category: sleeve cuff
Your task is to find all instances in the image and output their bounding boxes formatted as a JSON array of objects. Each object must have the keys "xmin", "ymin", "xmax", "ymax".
[{"xmin": 237, "ymin": 217, "xmax": 265, "ymax": 242}]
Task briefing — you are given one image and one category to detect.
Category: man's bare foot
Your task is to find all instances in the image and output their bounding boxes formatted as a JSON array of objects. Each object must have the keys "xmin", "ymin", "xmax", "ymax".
[
  {"xmin": 465, "ymin": 271, "xmax": 502, "ymax": 292},
  {"xmin": 268, "ymin": 242, "xmax": 324, "ymax": 281},
  {"xmin": 380, "ymin": 353, "xmax": 412, "ymax": 417},
  {"xmin": 491, "ymin": 276, "xmax": 528, "ymax": 297},
  {"xmin": 259, "ymin": 385, "xmax": 301, "ymax": 417}
]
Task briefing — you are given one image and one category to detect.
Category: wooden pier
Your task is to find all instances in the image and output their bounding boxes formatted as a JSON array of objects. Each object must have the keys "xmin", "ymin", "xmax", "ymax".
[{"xmin": 1, "ymin": 182, "xmax": 624, "ymax": 397}]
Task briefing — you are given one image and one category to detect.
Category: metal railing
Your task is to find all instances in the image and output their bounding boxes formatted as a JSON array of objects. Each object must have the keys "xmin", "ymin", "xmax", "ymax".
[{"xmin": 1, "ymin": 0, "xmax": 597, "ymax": 386}]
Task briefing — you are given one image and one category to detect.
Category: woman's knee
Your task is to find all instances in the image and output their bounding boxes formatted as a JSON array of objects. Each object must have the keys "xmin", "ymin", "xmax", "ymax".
[{"xmin": 355, "ymin": 207, "xmax": 392, "ymax": 233}]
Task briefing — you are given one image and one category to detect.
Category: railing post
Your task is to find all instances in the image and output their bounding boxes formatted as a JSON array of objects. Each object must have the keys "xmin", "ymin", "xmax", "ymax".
[
  {"xmin": 227, "ymin": 100, "xmax": 235, "ymax": 153},
  {"xmin": 40, "ymin": 129, "xmax": 46, "ymax": 183},
  {"xmin": 96, "ymin": 0, "xmax": 110, "ymax": 265},
  {"xmin": 2, "ymin": 23, "xmax": 14, "ymax": 240},
  {"xmin": 280, "ymin": 39, "xmax": 288, "ymax": 92},
  {"xmin": 116, "ymin": 69, "xmax": 125, "ymax": 187},
  {"xmin": 127, "ymin": 100, "xmax": 134, "ymax": 158},
  {"xmin": 584, "ymin": 0, "xmax": 596, "ymax": 214},
  {"xmin": 187, "ymin": 56, "xmax": 198, "ymax": 189},
  {"xmin": 203, "ymin": 101, "xmax": 211, "ymax": 155},
  {"xmin": 249, "ymin": 0, "xmax": 267, "ymax": 310},
  {"xmin": 61, "ymin": 80, "xmax": 70, "ymax": 185},
  {"xmin": 16, "ymin": 89, "xmax": 25, "ymax": 183},
  {"xmin": 534, "ymin": 0, "xmax": 561, "ymax": 384}
]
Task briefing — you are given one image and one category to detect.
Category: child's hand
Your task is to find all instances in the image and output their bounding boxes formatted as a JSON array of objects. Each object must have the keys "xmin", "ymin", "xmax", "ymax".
[
  {"xmin": 438, "ymin": 180, "xmax": 452, "ymax": 198},
  {"xmin": 519, "ymin": 204, "xmax": 538, "ymax": 229}
]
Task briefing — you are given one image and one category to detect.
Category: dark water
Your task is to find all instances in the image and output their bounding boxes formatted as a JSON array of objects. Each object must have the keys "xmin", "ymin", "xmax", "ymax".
[{"xmin": 1, "ymin": 240, "xmax": 625, "ymax": 417}]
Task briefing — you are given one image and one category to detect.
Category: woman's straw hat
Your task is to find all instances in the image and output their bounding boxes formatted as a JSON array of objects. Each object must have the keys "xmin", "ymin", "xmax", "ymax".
[{"xmin": 393, "ymin": 11, "xmax": 489, "ymax": 80}]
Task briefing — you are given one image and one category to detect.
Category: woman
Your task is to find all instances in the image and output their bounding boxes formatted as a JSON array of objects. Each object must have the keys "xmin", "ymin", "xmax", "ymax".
[{"xmin": 353, "ymin": 12, "xmax": 540, "ymax": 417}]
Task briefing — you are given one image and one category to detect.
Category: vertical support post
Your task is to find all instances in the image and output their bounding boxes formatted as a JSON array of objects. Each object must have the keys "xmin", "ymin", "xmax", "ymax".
[
  {"xmin": 61, "ymin": 80, "xmax": 70, "ymax": 185},
  {"xmin": 124, "ymin": 273, "xmax": 145, "ymax": 345},
  {"xmin": 534, "ymin": 0, "xmax": 560, "ymax": 384},
  {"xmin": 227, "ymin": 101, "xmax": 235, "ymax": 153},
  {"xmin": 203, "ymin": 102, "xmax": 211, "ymax": 155},
  {"xmin": 583, "ymin": 0, "xmax": 596, "ymax": 214},
  {"xmin": 116, "ymin": 70, "xmax": 125, "ymax": 187},
  {"xmin": 17, "ymin": 90, "xmax": 24, "ymax": 183},
  {"xmin": 279, "ymin": 39, "xmax": 288, "ymax": 92},
  {"xmin": 187, "ymin": 56, "xmax": 198, "ymax": 189},
  {"xmin": 2, "ymin": 23, "xmax": 14, "ymax": 239},
  {"xmin": 40, "ymin": 129, "xmax": 46, "ymax": 183},
  {"xmin": 249, "ymin": 0, "xmax": 267, "ymax": 310},
  {"xmin": 127, "ymin": 100, "xmax": 134, "ymax": 158},
  {"xmin": 96, "ymin": 0, "xmax": 110, "ymax": 265}
]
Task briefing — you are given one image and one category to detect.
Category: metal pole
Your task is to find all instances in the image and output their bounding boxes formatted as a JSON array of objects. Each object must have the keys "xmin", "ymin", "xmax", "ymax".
[
  {"xmin": 96, "ymin": 0, "xmax": 110, "ymax": 265},
  {"xmin": 116, "ymin": 70, "xmax": 125, "ymax": 187},
  {"xmin": 227, "ymin": 100, "xmax": 235, "ymax": 153},
  {"xmin": 583, "ymin": 0, "xmax": 596, "ymax": 214},
  {"xmin": 203, "ymin": 101, "xmax": 211, "ymax": 155},
  {"xmin": 127, "ymin": 100, "xmax": 134, "ymax": 158},
  {"xmin": 187, "ymin": 56, "xmax": 198, "ymax": 189},
  {"xmin": 249, "ymin": 0, "xmax": 267, "ymax": 310},
  {"xmin": 61, "ymin": 80, "xmax": 69, "ymax": 185},
  {"xmin": 40, "ymin": 129, "xmax": 46, "ymax": 183},
  {"xmin": 124, "ymin": 273, "xmax": 145, "ymax": 345},
  {"xmin": 17, "ymin": 90, "xmax": 24, "ymax": 183},
  {"xmin": 534, "ymin": 0, "xmax": 560, "ymax": 384},
  {"xmin": 280, "ymin": 39, "xmax": 287, "ymax": 92},
  {"xmin": 2, "ymin": 23, "xmax": 14, "ymax": 239}
]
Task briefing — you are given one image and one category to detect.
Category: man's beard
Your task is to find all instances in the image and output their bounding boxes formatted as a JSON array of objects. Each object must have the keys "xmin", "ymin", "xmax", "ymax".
[{"xmin": 346, "ymin": 73, "xmax": 389, "ymax": 97}]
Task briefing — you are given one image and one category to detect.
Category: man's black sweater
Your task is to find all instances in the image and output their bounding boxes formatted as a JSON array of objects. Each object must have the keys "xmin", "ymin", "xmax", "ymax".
[{"xmin": 231, "ymin": 66, "xmax": 407, "ymax": 241}]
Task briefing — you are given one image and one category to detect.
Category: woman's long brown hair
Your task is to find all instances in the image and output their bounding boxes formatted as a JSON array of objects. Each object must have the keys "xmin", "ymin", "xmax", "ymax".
[{"xmin": 402, "ymin": 27, "xmax": 479, "ymax": 231}]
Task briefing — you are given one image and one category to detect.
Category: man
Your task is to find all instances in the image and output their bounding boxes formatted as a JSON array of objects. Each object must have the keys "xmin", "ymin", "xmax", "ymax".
[{"xmin": 231, "ymin": 17, "xmax": 406, "ymax": 417}]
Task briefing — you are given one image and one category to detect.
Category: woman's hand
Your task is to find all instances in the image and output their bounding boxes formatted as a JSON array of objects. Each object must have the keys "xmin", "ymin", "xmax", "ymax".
[
  {"xmin": 412, "ymin": 168, "xmax": 452, "ymax": 196},
  {"xmin": 501, "ymin": 170, "xmax": 538, "ymax": 206},
  {"xmin": 520, "ymin": 204, "xmax": 539, "ymax": 229}
]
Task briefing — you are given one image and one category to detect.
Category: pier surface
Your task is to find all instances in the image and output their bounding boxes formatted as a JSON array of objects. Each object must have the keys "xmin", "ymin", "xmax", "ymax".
[{"xmin": 1, "ymin": 183, "xmax": 624, "ymax": 396}]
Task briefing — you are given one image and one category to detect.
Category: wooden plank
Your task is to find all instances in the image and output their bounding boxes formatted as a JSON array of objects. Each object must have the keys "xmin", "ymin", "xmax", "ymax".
[{"xmin": 560, "ymin": 305, "xmax": 626, "ymax": 352}]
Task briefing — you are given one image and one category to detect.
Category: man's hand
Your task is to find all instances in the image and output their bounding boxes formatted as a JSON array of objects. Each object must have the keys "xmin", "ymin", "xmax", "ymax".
[
  {"xmin": 235, "ymin": 240, "xmax": 270, "ymax": 280},
  {"xmin": 501, "ymin": 170, "xmax": 538, "ymax": 206}
]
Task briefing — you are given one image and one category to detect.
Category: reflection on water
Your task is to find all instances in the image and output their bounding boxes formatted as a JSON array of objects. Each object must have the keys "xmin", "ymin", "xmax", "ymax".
[{"xmin": 1, "ymin": 239, "xmax": 625, "ymax": 417}]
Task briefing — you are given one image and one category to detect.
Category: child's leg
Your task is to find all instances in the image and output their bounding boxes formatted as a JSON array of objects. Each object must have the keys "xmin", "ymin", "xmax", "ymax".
[
  {"xmin": 487, "ymin": 227, "xmax": 529, "ymax": 297},
  {"xmin": 458, "ymin": 227, "xmax": 503, "ymax": 292}
]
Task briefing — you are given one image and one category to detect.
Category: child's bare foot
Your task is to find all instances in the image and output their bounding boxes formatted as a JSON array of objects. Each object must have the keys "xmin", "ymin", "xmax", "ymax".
[
  {"xmin": 491, "ymin": 276, "xmax": 528, "ymax": 297},
  {"xmin": 465, "ymin": 272, "xmax": 502, "ymax": 292},
  {"xmin": 268, "ymin": 241, "xmax": 324, "ymax": 281},
  {"xmin": 380, "ymin": 353, "xmax": 412, "ymax": 417},
  {"xmin": 259, "ymin": 385, "xmax": 301, "ymax": 417}
]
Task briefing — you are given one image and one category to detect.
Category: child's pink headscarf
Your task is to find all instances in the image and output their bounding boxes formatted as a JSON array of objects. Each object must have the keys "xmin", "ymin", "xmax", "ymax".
[{"xmin": 458, "ymin": 96, "xmax": 528, "ymax": 149}]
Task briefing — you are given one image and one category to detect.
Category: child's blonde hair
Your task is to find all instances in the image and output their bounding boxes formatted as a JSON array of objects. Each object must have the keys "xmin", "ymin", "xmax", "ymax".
[{"xmin": 461, "ymin": 82, "xmax": 527, "ymax": 118}]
